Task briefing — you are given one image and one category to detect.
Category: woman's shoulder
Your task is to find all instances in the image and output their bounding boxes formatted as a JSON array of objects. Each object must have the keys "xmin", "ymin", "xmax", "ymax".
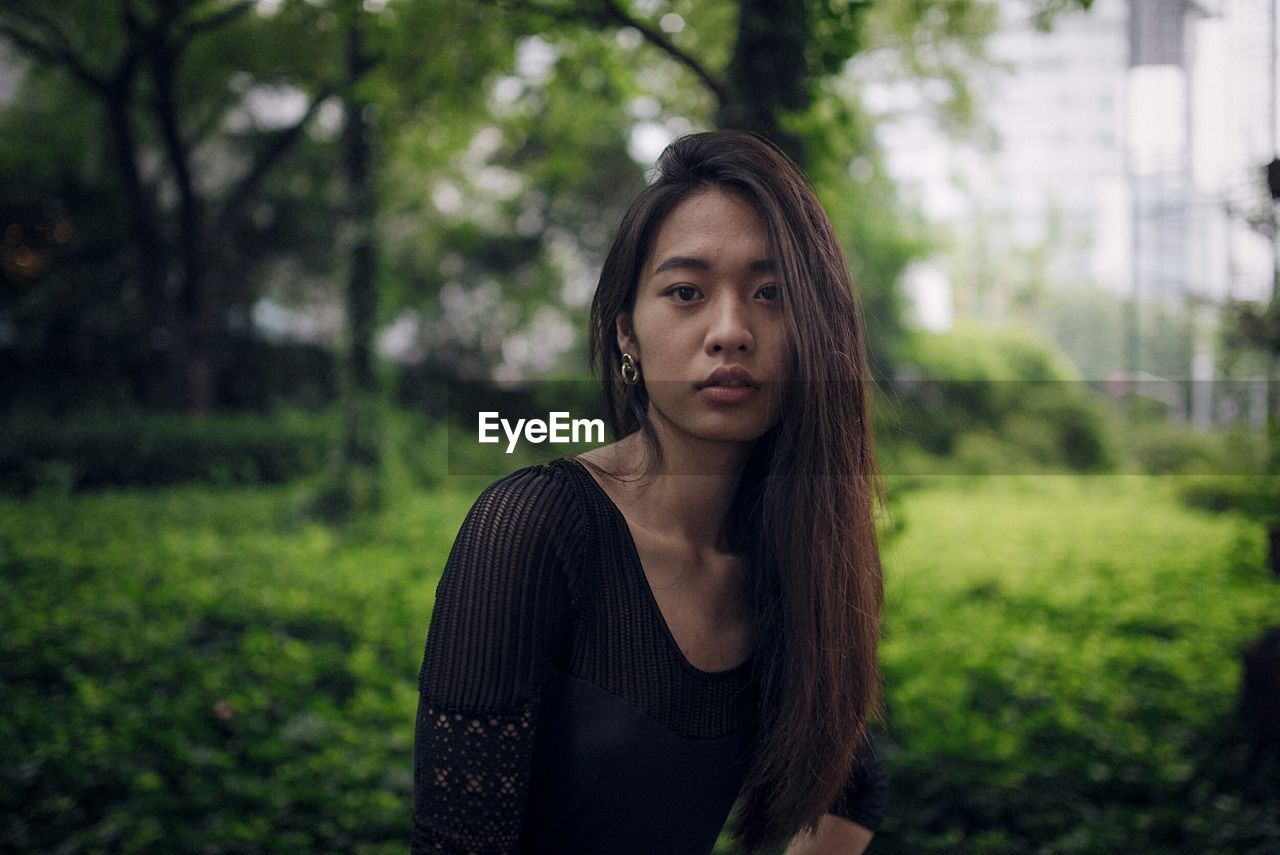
[
  {"xmin": 472, "ymin": 457, "xmax": 583, "ymax": 519},
  {"xmin": 455, "ymin": 458, "xmax": 587, "ymax": 564}
]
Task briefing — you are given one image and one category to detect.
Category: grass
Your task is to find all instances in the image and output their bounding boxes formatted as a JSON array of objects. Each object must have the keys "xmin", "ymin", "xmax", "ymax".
[{"xmin": 2, "ymin": 471, "xmax": 1277, "ymax": 853}]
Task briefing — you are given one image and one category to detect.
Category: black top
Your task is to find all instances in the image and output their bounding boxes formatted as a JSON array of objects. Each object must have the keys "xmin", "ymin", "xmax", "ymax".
[{"xmin": 413, "ymin": 458, "xmax": 887, "ymax": 854}]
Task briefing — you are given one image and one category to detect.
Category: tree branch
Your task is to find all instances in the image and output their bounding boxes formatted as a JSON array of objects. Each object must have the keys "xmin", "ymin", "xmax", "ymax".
[
  {"xmin": 499, "ymin": 0, "xmax": 727, "ymax": 106},
  {"xmin": 216, "ymin": 84, "xmax": 339, "ymax": 231},
  {"xmin": 176, "ymin": 0, "xmax": 255, "ymax": 45},
  {"xmin": 145, "ymin": 23, "xmax": 201, "ymax": 249},
  {"xmin": 218, "ymin": 24, "xmax": 385, "ymax": 231},
  {"xmin": 595, "ymin": 0, "xmax": 726, "ymax": 105},
  {"xmin": 0, "ymin": 17, "xmax": 107, "ymax": 92}
]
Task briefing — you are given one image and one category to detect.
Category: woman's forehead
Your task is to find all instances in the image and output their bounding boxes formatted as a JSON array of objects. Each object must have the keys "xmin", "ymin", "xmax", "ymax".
[{"xmin": 644, "ymin": 188, "xmax": 770, "ymax": 266}]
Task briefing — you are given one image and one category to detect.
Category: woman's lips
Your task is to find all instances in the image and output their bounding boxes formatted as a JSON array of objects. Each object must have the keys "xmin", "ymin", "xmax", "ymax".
[{"xmin": 698, "ymin": 384, "xmax": 758, "ymax": 404}]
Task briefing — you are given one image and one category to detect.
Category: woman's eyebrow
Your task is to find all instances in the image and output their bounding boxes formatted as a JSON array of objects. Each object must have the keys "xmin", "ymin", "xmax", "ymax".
[
  {"xmin": 651, "ymin": 255, "xmax": 711, "ymax": 276},
  {"xmin": 650, "ymin": 256, "xmax": 776, "ymax": 276}
]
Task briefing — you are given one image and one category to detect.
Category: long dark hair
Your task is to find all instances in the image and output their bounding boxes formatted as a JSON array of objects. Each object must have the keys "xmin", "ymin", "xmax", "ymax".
[{"xmin": 587, "ymin": 130, "xmax": 888, "ymax": 851}]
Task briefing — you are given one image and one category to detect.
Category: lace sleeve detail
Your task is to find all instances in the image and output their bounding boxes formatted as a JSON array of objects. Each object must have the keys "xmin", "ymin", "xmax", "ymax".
[
  {"xmin": 412, "ymin": 698, "xmax": 539, "ymax": 853},
  {"xmin": 412, "ymin": 465, "xmax": 581, "ymax": 854},
  {"xmin": 827, "ymin": 727, "xmax": 888, "ymax": 833}
]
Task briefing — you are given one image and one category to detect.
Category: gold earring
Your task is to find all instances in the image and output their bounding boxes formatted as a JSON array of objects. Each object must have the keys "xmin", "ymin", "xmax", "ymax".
[{"xmin": 620, "ymin": 352, "xmax": 640, "ymax": 386}]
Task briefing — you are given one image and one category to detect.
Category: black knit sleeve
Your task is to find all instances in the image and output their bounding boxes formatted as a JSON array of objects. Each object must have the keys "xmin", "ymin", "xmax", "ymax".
[
  {"xmin": 412, "ymin": 465, "xmax": 582, "ymax": 854},
  {"xmin": 827, "ymin": 727, "xmax": 888, "ymax": 833}
]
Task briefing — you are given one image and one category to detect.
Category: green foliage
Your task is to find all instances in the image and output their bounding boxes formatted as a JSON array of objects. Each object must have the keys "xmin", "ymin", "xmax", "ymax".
[
  {"xmin": 865, "ymin": 475, "xmax": 1280, "ymax": 854},
  {"xmin": 305, "ymin": 394, "xmax": 388, "ymax": 523},
  {"xmin": 1, "ymin": 0, "xmax": 1082, "ymax": 405},
  {"xmin": 0, "ymin": 474, "xmax": 474, "ymax": 853},
  {"xmin": 379, "ymin": 0, "xmax": 1033, "ymax": 384},
  {"xmin": 878, "ymin": 321, "xmax": 1116, "ymax": 474},
  {"xmin": 1178, "ymin": 475, "xmax": 1280, "ymax": 523},
  {"xmin": 0, "ymin": 0, "xmax": 350, "ymax": 408},
  {"xmin": 0, "ymin": 403, "xmax": 465, "ymax": 499},
  {"xmin": 3, "ymin": 467, "xmax": 1275, "ymax": 852},
  {"xmin": 376, "ymin": 25, "xmax": 643, "ymax": 379},
  {"xmin": 1026, "ymin": 283, "xmax": 1198, "ymax": 385},
  {"xmin": 910, "ymin": 319, "xmax": 1082, "ymax": 383},
  {"xmin": 0, "ymin": 408, "xmax": 334, "ymax": 494},
  {"xmin": 1119, "ymin": 421, "xmax": 1259, "ymax": 477},
  {"xmin": 1128, "ymin": 422, "xmax": 1220, "ymax": 476},
  {"xmin": 808, "ymin": 0, "xmax": 871, "ymax": 79},
  {"xmin": 856, "ymin": 0, "xmax": 1000, "ymax": 135}
]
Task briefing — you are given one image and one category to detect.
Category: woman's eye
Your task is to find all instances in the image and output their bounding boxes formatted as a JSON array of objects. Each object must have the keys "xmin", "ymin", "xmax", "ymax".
[
  {"xmin": 670, "ymin": 285, "xmax": 699, "ymax": 302},
  {"xmin": 757, "ymin": 284, "xmax": 780, "ymax": 301}
]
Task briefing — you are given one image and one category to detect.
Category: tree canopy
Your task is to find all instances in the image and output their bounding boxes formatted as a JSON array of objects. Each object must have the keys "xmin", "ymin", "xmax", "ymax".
[{"xmin": 0, "ymin": 0, "xmax": 1094, "ymax": 412}]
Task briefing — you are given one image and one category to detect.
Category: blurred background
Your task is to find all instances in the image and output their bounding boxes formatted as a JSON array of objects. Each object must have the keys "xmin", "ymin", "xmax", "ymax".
[{"xmin": 1, "ymin": 0, "xmax": 1278, "ymax": 852}]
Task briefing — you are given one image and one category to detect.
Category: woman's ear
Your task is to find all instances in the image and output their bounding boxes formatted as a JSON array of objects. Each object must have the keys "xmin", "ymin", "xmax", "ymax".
[{"xmin": 616, "ymin": 312, "xmax": 639, "ymax": 360}]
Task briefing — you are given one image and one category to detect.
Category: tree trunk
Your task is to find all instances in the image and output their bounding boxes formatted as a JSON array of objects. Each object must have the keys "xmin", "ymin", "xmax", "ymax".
[
  {"xmin": 103, "ymin": 83, "xmax": 179, "ymax": 409},
  {"xmin": 152, "ymin": 38, "xmax": 216, "ymax": 413},
  {"xmin": 718, "ymin": 0, "xmax": 811, "ymax": 166},
  {"xmin": 331, "ymin": 6, "xmax": 382, "ymax": 515}
]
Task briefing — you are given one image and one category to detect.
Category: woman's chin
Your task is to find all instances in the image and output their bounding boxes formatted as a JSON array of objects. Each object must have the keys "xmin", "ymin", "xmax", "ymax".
[
  {"xmin": 645, "ymin": 403, "xmax": 777, "ymax": 451},
  {"xmin": 680, "ymin": 421, "xmax": 775, "ymax": 449}
]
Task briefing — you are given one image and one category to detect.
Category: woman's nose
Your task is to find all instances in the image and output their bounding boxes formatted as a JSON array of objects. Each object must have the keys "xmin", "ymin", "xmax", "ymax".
[{"xmin": 705, "ymin": 296, "xmax": 755, "ymax": 354}]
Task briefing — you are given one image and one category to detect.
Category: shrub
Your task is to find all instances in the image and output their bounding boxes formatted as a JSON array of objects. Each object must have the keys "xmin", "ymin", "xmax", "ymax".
[
  {"xmin": 879, "ymin": 322, "xmax": 1115, "ymax": 474},
  {"xmin": 1125, "ymin": 420, "xmax": 1225, "ymax": 475},
  {"xmin": 1179, "ymin": 475, "xmax": 1280, "ymax": 521},
  {"xmin": 0, "ymin": 408, "xmax": 334, "ymax": 494}
]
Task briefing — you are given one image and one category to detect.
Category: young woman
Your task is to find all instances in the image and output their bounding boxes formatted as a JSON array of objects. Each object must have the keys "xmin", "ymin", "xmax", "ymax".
[{"xmin": 414, "ymin": 131, "xmax": 888, "ymax": 854}]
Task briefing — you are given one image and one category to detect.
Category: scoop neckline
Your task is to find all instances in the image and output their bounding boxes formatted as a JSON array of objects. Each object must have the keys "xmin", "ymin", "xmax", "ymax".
[{"xmin": 556, "ymin": 456, "xmax": 755, "ymax": 681}]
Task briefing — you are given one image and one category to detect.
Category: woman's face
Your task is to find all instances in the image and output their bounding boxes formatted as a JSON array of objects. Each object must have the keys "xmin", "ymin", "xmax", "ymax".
[{"xmin": 617, "ymin": 187, "xmax": 791, "ymax": 449}]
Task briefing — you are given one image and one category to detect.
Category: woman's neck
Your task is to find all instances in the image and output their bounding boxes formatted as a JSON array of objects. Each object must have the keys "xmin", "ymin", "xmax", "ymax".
[{"xmin": 589, "ymin": 425, "xmax": 752, "ymax": 557}]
